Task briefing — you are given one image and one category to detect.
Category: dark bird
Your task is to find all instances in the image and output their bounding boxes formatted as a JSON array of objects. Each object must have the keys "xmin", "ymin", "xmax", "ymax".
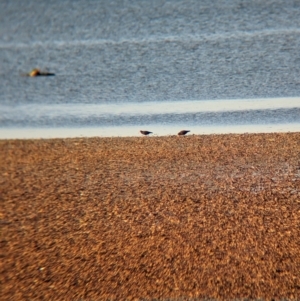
[
  {"xmin": 24, "ymin": 68, "xmax": 55, "ymax": 77},
  {"xmin": 140, "ymin": 130, "xmax": 153, "ymax": 136},
  {"xmin": 178, "ymin": 130, "xmax": 190, "ymax": 136}
]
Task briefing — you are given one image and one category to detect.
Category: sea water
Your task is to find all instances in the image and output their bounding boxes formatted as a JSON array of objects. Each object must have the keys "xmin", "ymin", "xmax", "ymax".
[{"xmin": 0, "ymin": 0, "xmax": 300, "ymax": 138}]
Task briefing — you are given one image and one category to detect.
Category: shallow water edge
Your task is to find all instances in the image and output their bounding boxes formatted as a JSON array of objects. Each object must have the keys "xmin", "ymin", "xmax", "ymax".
[{"xmin": 1, "ymin": 123, "xmax": 300, "ymax": 140}]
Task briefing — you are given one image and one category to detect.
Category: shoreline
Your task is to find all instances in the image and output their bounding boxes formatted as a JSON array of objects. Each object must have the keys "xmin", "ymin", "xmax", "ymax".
[
  {"xmin": 1, "ymin": 132, "xmax": 300, "ymax": 300},
  {"xmin": 1, "ymin": 123, "xmax": 300, "ymax": 140}
]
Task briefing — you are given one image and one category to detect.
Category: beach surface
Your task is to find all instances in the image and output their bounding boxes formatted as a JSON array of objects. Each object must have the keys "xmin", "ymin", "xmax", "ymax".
[{"xmin": 1, "ymin": 133, "xmax": 300, "ymax": 300}]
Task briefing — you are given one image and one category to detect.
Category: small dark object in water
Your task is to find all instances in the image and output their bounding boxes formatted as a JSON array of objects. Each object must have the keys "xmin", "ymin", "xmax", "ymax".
[
  {"xmin": 178, "ymin": 130, "xmax": 190, "ymax": 136},
  {"xmin": 140, "ymin": 131, "xmax": 153, "ymax": 136},
  {"xmin": 26, "ymin": 68, "xmax": 55, "ymax": 77}
]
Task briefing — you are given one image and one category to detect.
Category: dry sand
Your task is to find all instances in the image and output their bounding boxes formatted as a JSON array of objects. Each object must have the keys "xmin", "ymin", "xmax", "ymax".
[{"xmin": 1, "ymin": 133, "xmax": 300, "ymax": 301}]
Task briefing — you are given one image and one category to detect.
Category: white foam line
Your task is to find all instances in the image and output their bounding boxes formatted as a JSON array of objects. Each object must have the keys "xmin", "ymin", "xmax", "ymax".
[
  {"xmin": 1, "ymin": 28, "xmax": 300, "ymax": 49},
  {"xmin": 1, "ymin": 97, "xmax": 299, "ymax": 119}
]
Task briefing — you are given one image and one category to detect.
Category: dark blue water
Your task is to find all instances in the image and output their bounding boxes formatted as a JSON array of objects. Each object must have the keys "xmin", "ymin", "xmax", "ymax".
[{"xmin": 0, "ymin": 0, "xmax": 300, "ymax": 137}]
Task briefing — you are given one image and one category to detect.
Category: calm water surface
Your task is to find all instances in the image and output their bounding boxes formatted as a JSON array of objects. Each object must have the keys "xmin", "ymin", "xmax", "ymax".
[{"xmin": 1, "ymin": 0, "xmax": 300, "ymax": 138}]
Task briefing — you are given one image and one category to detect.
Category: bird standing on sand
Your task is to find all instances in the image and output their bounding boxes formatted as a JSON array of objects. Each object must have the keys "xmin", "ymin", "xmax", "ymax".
[
  {"xmin": 140, "ymin": 130, "xmax": 153, "ymax": 136},
  {"xmin": 178, "ymin": 130, "xmax": 190, "ymax": 136}
]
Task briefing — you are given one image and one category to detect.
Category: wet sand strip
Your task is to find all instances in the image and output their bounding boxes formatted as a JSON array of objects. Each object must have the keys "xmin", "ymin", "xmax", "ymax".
[{"xmin": 1, "ymin": 133, "xmax": 300, "ymax": 300}]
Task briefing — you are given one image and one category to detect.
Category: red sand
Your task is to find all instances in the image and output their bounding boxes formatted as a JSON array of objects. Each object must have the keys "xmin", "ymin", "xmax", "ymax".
[{"xmin": 1, "ymin": 133, "xmax": 300, "ymax": 300}]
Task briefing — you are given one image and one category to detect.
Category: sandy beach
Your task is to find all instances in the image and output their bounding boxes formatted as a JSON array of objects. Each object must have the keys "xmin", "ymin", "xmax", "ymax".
[{"xmin": 1, "ymin": 133, "xmax": 299, "ymax": 300}]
